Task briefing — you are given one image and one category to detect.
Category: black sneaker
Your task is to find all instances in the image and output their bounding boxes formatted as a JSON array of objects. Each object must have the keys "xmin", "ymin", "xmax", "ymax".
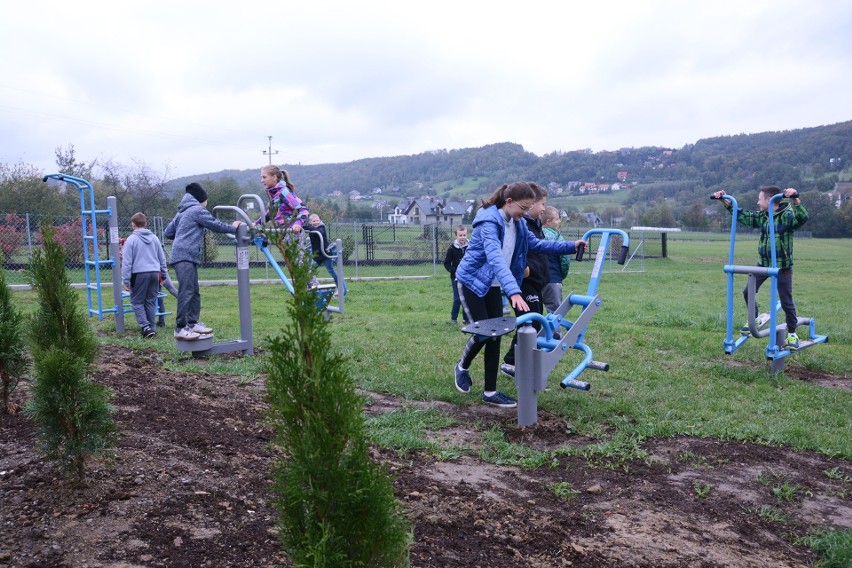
[
  {"xmin": 454, "ymin": 363, "xmax": 472, "ymax": 394},
  {"xmin": 482, "ymin": 392, "xmax": 517, "ymax": 408},
  {"xmin": 500, "ymin": 363, "xmax": 515, "ymax": 378},
  {"xmin": 141, "ymin": 327, "xmax": 156, "ymax": 339}
]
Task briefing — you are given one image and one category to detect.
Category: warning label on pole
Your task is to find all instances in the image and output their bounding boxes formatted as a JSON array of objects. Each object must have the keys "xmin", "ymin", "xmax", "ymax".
[{"xmin": 237, "ymin": 247, "xmax": 249, "ymax": 270}]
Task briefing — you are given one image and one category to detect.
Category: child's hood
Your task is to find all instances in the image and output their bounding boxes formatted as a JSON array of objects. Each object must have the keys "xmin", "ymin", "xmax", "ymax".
[
  {"xmin": 132, "ymin": 228, "xmax": 156, "ymax": 244},
  {"xmin": 176, "ymin": 192, "xmax": 202, "ymax": 213}
]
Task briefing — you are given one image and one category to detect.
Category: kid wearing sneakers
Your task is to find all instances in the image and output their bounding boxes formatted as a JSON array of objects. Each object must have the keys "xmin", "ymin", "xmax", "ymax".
[
  {"xmin": 121, "ymin": 212, "xmax": 168, "ymax": 339},
  {"xmin": 164, "ymin": 182, "xmax": 242, "ymax": 340},
  {"xmin": 713, "ymin": 187, "xmax": 809, "ymax": 349},
  {"xmin": 442, "ymin": 225, "xmax": 468, "ymax": 324},
  {"xmin": 453, "ymin": 182, "xmax": 586, "ymax": 408}
]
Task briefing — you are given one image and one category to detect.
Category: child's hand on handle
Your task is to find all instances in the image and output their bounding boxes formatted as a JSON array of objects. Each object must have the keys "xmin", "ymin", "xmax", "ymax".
[
  {"xmin": 509, "ymin": 293, "xmax": 528, "ymax": 313},
  {"xmin": 291, "ymin": 224, "xmax": 303, "ymax": 233},
  {"xmin": 712, "ymin": 190, "xmax": 727, "ymax": 199},
  {"xmin": 575, "ymin": 239, "xmax": 587, "ymax": 249},
  {"xmin": 784, "ymin": 188, "xmax": 800, "ymax": 202}
]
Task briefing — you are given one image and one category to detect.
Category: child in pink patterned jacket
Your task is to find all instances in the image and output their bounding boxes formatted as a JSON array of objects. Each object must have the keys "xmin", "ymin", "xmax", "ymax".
[{"xmin": 256, "ymin": 165, "xmax": 309, "ymax": 232}]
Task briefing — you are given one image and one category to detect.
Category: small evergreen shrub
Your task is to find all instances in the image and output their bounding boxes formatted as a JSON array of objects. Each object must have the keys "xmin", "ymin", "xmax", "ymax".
[
  {"xmin": 24, "ymin": 225, "xmax": 116, "ymax": 482},
  {"xmin": 0, "ymin": 266, "xmax": 28, "ymax": 414},
  {"xmin": 263, "ymin": 230, "xmax": 411, "ymax": 567}
]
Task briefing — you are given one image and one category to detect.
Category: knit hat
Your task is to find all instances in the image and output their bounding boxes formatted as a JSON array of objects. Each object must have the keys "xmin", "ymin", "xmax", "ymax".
[{"xmin": 185, "ymin": 182, "xmax": 208, "ymax": 203}]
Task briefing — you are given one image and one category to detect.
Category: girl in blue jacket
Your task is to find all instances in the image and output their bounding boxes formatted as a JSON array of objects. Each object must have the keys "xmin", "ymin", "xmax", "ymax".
[{"xmin": 454, "ymin": 182, "xmax": 586, "ymax": 408}]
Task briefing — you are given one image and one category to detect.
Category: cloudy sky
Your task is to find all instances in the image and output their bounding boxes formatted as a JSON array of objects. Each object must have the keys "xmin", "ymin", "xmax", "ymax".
[{"xmin": 2, "ymin": 0, "xmax": 850, "ymax": 179}]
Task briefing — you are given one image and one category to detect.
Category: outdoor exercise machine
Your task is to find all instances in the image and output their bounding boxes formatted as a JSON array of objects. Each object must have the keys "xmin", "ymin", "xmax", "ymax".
[
  {"xmin": 42, "ymin": 173, "xmax": 127, "ymax": 332},
  {"xmin": 175, "ymin": 195, "xmax": 346, "ymax": 357},
  {"xmin": 461, "ymin": 228, "xmax": 630, "ymax": 426},
  {"xmin": 710, "ymin": 192, "xmax": 827, "ymax": 372},
  {"xmin": 43, "ymin": 174, "xmax": 176, "ymax": 333},
  {"xmin": 236, "ymin": 194, "xmax": 345, "ymax": 319}
]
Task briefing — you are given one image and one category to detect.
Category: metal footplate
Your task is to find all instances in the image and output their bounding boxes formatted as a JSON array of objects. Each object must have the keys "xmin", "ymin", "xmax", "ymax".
[
  {"xmin": 175, "ymin": 333, "xmax": 215, "ymax": 352},
  {"xmin": 461, "ymin": 317, "xmax": 517, "ymax": 337}
]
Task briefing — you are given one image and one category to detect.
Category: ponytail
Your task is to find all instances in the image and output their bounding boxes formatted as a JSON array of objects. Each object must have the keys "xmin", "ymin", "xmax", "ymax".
[{"xmin": 480, "ymin": 181, "xmax": 535, "ymax": 208}]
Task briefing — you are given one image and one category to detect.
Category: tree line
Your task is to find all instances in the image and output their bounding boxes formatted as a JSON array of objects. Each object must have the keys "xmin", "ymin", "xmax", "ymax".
[{"xmin": 2, "ymin": 121, "xmax": 851, "ymax": 236}]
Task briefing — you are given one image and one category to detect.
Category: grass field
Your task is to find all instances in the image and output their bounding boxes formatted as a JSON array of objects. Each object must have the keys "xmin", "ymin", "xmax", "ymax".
[{"xmin": 7, "ymin": 238, "xmax": 851, "ymax": 460}]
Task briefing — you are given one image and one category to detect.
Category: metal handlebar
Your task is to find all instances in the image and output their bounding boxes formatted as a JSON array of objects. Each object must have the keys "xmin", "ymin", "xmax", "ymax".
[{"xmin": 212, "ymin": 205, "xmax": 254, "ymax": 226}]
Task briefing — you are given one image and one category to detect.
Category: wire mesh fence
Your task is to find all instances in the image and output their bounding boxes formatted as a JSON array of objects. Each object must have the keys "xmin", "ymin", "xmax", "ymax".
[{"xmin": 1, "ymin": 214, "xmax": 656, "ymax": 286}]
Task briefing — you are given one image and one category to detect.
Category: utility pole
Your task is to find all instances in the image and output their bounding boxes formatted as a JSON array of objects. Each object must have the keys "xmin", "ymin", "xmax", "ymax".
[{"xmin": 262, "ymin": 135, "xmax": 279, "ymax": 164}]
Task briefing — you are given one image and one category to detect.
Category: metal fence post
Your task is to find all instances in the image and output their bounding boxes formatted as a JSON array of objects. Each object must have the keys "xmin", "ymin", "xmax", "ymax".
[
  {"xmin": 352, "ymin": 221, "xmax": 360, "ymax": 278},
  {"xmin": 25, "ymin": 212, "xmax": 33, "ymax": 260}
]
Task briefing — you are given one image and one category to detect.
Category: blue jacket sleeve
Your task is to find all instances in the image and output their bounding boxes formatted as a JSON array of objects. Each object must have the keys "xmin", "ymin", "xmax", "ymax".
[{"xmin": 528, "ymin": 232, "xmax": 577, "ymax": 255}]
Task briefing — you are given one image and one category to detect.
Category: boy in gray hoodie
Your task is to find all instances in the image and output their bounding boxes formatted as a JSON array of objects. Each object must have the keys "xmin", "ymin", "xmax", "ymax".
[
  {"xmin": 164, "ymin": 183, "xmax": 241, "ymax": 340},
  {"xmin": 122, "ymin": 212, "xmax": 168, "ymax": 339}
]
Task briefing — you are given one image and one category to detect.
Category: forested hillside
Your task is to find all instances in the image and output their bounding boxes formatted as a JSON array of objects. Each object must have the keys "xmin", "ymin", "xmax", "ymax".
[{"xmin": 2, "ymin": 121, "xmax": 851, "ymax": 236}]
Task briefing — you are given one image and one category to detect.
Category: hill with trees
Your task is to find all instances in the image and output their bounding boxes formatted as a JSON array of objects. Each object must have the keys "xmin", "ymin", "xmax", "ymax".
[{"xmin": 2, "ymin": 121, "xmax": 851, "ymax": 236}]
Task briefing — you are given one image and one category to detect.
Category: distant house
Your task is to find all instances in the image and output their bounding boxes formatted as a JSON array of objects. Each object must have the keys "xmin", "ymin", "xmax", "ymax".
[
  {"xmin": 329, "ymin": 190, "xmax": 343, "ymax": 197},
  {"xmin": 388, "ymin": 205, "xmax": 408, "ymax": 224},
  {"xmin": 402, "ymin": 197, "xmax": 467, "ymax": 226},
  {"xmin": 617, "ymin": 171, "xmax": 628, "ymax": 181},
  {"xmin": 831, "ymin": 181, "xmax": 852, "ymax": 208}
]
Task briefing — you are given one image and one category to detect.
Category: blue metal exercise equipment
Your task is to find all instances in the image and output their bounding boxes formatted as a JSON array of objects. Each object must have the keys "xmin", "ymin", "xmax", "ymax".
[
  {"xmin": 176, "ymin": 195, "xmax": 346, "ymax": 358},
  {"xmin": 461, "ymin": 228, "xmax": 630, "ymax": 426},
  {"xmin": 42, "ymin": 174, "xmax": 126, "ymax": 332},
  {"xmin": 710, "ymin": 192, "xmax": 827, "ymax": 372}
]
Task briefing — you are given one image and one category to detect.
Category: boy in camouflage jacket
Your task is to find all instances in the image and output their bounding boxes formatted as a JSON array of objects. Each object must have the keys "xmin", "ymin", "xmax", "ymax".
[{"xmin": 713, "ymin": 186, "xmax": 809, "ymax": 349}]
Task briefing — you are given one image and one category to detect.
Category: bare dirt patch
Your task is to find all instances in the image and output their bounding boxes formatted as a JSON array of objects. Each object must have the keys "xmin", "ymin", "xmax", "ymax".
[{"xmin": 1, "ymin": 345, "xmax": 849, "ymax": 567}]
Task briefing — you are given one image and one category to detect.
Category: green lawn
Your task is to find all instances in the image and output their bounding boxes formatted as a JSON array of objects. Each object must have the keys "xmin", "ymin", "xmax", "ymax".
[{"xmin": 6, "ymin": 238, "xmax": 851, "ymax": 459}]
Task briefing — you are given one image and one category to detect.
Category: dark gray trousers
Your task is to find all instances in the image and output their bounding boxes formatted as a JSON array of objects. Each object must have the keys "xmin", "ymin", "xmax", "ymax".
[
  {"xmin": 172, "ymin": 261, "xmax": 201, "ymax": 331},
  {"xmin": 130, "ymin": 271, "xmax": 159, "ymax": 331},
  {"xmin": 744, "ymin": 267, "xmax": 797, "ymax": 333}
]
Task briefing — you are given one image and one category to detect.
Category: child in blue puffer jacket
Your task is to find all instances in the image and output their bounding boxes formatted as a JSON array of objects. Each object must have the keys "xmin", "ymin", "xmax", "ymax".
[{"xmin": 453, "ymin": 182, "xmax": 586, "ymax": 408}]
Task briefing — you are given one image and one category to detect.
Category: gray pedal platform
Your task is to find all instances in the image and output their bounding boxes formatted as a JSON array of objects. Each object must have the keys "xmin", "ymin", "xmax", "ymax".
[
  {"xmin": 461, "ymin": 316, "xmax": 517, "ymax": 337},
  {"xmin": 175, "ymin": 333, "xmax": 214, "ymax": 352}
]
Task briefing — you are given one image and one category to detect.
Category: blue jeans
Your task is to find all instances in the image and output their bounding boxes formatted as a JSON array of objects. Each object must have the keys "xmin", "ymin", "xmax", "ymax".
[{"xmin": 316, "ymin": 258, "xmax": 347, "ymax": 294}]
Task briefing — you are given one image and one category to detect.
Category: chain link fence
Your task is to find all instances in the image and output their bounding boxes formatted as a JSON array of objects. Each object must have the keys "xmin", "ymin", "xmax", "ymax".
[{"xmin": 2, "ymin": 213, "xmax": 667, "ymax": 286}]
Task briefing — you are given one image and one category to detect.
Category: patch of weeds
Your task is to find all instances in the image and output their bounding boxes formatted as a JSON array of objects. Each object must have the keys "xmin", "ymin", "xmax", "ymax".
[
  {"xmin": 794, "ymin": 528, "xmax": 852, "ymax": 568},
  {"xmin": 752, "ymin": 504, "xmax": 789, "ymax": 524},
  {"xmin": 238, "ymin": 373, "xmax": 259, "ymax": 386},
  {"xmin": 581, "ymin": 435, "xmax": 649, "ymax": 471},
  {"xmin": 824, "ymin": 467, "xmax": 851, "ymax": 483},
  {"xmin": 550, "ymin": 482, "xmax": 580, "ymax": 501},
  {"xmin": 479, "ymin": 427, "xmax": 557, "ymax": 469},
  {"xmin": 366, "ymin": 406, "xmax": 459, "ymax": 456},
  {"xmin": 693, "ymin": 480, "xmax": 713, "ymax": 498},
  {"xmin": 756, "ymin": 468, "xmax": 801, "ymax": 503},
  {"xmin": 772, "ymin": 482, "xmax": 800, "ymax": 503},
  {"xmin": 677, "ymin": 450, "xmax": 709, "ymax": 468}
]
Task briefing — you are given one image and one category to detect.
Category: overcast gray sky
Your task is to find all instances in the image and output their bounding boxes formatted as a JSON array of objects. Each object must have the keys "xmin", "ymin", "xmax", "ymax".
[{"xmin": 2, "ymin": 0, "xmax": 850, "ymax": 179}]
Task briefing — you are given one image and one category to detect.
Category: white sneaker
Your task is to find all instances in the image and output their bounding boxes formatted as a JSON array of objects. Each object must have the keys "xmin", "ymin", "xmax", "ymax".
[
  {"xmin": 174, "ymin": 327, "xmax": 201, "ymax": 341},
  {"xmin": 190, "ymin": 322, "xmax": 213, "ymax": 334}
]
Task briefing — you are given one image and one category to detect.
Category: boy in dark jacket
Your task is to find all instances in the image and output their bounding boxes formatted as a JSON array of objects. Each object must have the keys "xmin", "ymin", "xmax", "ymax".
[
  {"xmin": 122, "ymin": 212, "xmax": 168, "ymax": 339},
  {"xmin": 443, "ymin": 225, "xmax": 468, "ymax": 324},
  {"xmin": 164, "ymin": 183, "xmax": 242, "ymax": 341},
  {"xmin": 308, "ymin": 214, "xmax": 347, "ymax": 295},
  {"xmin": 713, "ymin": 186, "xmax": 809, "ymax": 349}
]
